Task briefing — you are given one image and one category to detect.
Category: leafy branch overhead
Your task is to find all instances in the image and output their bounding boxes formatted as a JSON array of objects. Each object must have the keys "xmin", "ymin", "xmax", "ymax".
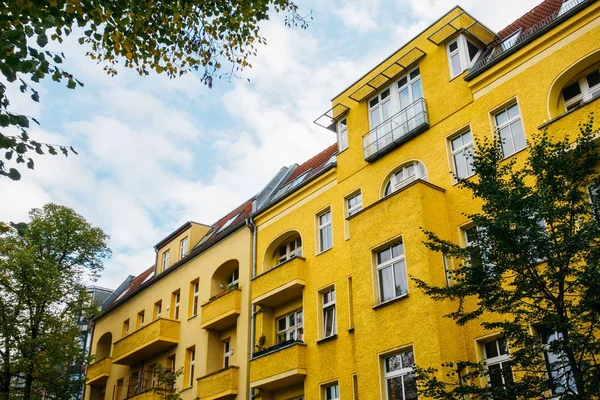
[{"xmin": 0, "ymin": 0, "xmax": 310, "ymax": 180}]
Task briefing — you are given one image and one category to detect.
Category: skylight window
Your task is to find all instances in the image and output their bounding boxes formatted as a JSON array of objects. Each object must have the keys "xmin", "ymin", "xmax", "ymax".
[
  {"xmin": 274, "ymin": 170, "xmax": 311, "ymax": 199},
  {"xmin": 115, "ymin": 287, "xmax": 131, "ymax": 301},
  {"xmin": 217, "ymin": 212, "xmax": 242, "ymax": 233},
  {"xmin": 142, "ymin": 271, "xmax": 155, "ymax": 284}
]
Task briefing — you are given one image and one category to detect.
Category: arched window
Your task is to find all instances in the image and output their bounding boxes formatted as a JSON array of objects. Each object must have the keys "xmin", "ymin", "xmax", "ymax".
[
  {"xmin": 383, "ymin": 161, "xmax": 427, "ymax": 197},
  {"xmin": 211, "ymin": 259, "xmax": 240, "ymax": 297},
  {"xmin": 275, "ymin": 236, "xmax": 302, "ymax": 265},
  {"xmin": 561, "ymin": 65, "xmax": 600, "ymax": 111},
  {"xmin": 262, "ymin": 231, "xmax": 303, "ymax": 273}
]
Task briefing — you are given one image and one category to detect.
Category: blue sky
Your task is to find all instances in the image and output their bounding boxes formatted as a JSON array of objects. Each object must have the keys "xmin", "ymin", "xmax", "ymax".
[{"xmin": 0, "ymin": 0, "xmax": 541, "ymax": 288}]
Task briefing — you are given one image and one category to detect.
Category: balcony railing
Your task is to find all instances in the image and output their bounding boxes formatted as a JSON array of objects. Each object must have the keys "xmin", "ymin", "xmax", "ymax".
[
  {"xmin": 362, "ymin": 98, "xmax": 429, "ymax": 162},
  {"xmin": 469, "ymin": 0, "xmax": 588, "ymax": 74}
]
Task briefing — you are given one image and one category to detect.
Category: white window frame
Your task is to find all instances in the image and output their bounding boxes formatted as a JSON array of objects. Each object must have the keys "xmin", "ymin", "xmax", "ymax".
[
  {"xmin": 376, "ymin": 241, "xmax": 408, "ymax": 303},
  {"xmin": 227, "ymin": 269, "xmax": 239, "ymax": 288},
  {"xmin": 180, "ymin": 237, "xmax": 188, "ymax": 259},
  {"xmin": 447, "ymin": 35, "xmax": 482, "ymax": 79},
  {"xmin": 223, "ymin": 339, "xmax": 232, "ymax": 368},
  {"xmin": 138, "ymin": 310, "xmax": 145, "ymax": 328},
  {"xmin": 277, "ymin": 237, "xmax": 302, "ymax": 264},
  {"xmin": 318, "ymin": 209, "xmax": 333, "ymax": 253},
  {"xmin": 174, "ymin": 292, "xmax": 180, "ymax": 320},
  {"xmin": 384, "ymin": 162, "xmax": 427, "ymax": 196},
  {"xmin": 324, "ymin": 383, "xmax": 340, "ymax": 400},
  {"xmin": 494, "ymin": 103, "xmax": 527, "ymax": 158},
  {"xmin": 562, "ymin": 67, "xmax": 600, "ymax": 111},
  {"xmin": 483, "ymin": 337, "xmax": 512, "ymax": 390},
  {"xmin": 188, "ymin": 348, "xmax": 195, "ymax": 388},
  {"xmin": 162, "ymin": 250, "xmax": 170, "ymax": 270},
  {"xmin": 276, "ymin": 310, "xmax": 303, "ymax": 343},
  {"xmin": 155, "ymin": 301, "xmax": 162, "ymax": 319},
  {"xmin": 346, "ymin": 192, "xmax": 362, "ymax": 217},
  {"xmin": 192, "ymin": 281, "xmax": 199, "ymax": 317},
  {"xmin": 322, "ymin": 288, "xmax": 336, "ymax": 338},
  {"xmin": 450, "ymin": 130, "xmax": 475, "ymax": 180},
  {"xmin": 338, "ymin": 118, "xmax": 348, "ymax": 151},
  {"xmin": 383, "ymin": 349, "xmax": 417, "ymax": 400}
]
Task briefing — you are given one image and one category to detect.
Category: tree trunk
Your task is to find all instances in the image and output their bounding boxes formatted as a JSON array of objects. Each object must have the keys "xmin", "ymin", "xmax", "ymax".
[{"xmin": 561, "ymin": 329, "xmax": 587, "ymax": 399}]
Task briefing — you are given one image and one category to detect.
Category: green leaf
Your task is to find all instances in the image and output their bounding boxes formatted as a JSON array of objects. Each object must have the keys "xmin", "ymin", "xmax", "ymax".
[
  {"xmin": 8, "ymin": 168, "xmax": 21, "ymax": 181},
  {"xmin": 66, "ymin": 79, "xmax": 76, "ymax": 89},
  {"xmin": 27, "ymin": 158, "xmax": 34, "ymax": 169},
  {"xmin": 15, "ymin": 143, "xmax": 26, "ymax": 154},
  {"xmin": 36, "ymin": 33, "xmax": 49, "ymax": 48},
  {"xmin": 53, "ymin": 55, "xmax": 62, "ymax": 64},
  {"xmin": 5, "ymin": 151, "xmax": 13, "ymax": 160}
]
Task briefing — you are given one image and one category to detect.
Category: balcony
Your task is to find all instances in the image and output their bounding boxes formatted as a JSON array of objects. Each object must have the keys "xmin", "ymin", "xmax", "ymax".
[
  {"xmin": 86, "ymin": 357, "xmax": 111, "ymax": 386},
  {"xmin": 114, "ymin": 378, "xmax": 161, "ymax": 400},
  {"xmin": 112, "ymin": 318, "xmax": 180, "ymax": 365},
  {"xmin": 251, "ymin": 257, "xmax": 306, "ymax": 307},
  {"xmin": 201, "ymin": 289, "xmax": 242, "ymax": 331},
  {"xmin": 250, "ymin": 341, "xmax": 307, "ymax": 390},
  {"xmin": 197, "ymin": 366, "xmax": 239, "ymax": 400},
  {"xmin": 363, "ymin": 98, "xmax": 429, "ymax": 162}
]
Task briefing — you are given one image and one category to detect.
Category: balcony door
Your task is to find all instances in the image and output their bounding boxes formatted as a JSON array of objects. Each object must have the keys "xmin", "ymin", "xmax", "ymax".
[{"xmin": 396, "ymin": 68, "xmax": 423, "ymax": 136}]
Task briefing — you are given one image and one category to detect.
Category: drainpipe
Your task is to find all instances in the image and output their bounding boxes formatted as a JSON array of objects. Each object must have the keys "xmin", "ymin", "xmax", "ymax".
[
  {"xmin": 245, "ymin": 217, "xmax": 258, "ymax": 400},
  {"xmin": 246, "ymin": 217, "xmax": 257, "ymax": 278},
  {"xmin": 81, "ymin": 320, "xmax": 94, "ymax": 400}
]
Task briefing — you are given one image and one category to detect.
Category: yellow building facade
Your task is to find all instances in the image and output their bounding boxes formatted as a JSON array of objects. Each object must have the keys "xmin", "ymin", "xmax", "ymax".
[{"xmin": 86, "ymin": 0, "xmax": 600, "ymax": 399}]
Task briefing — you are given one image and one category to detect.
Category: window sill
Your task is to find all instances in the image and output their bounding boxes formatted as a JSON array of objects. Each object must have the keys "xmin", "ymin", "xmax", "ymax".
[
  {"xmin": 316, "ymin": 334, "xmax": 338, "ymax": 344},
  {"xmin": 316, "ymin": 247, "xmax": 333, "ymax": 257},
  {"xmin": 372, "ymin": 293, "xmax": 409, "ymax": 310},
  {"xmin": 187, "ymin": 314, "xmax": 198, "ymax": 322},
  {"xmin": 452, "ymin": 172, "xmax": 476, "ymax": 186},
  {"xmin": 538, "ymin": 95, "xmax": 600, "ymax": 130}
]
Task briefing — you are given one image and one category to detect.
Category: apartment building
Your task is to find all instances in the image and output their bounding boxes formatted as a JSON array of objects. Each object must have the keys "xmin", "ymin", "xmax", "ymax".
[{"xmin": 85, "ymin": 0, "xmax": 600, "ymax": 399}]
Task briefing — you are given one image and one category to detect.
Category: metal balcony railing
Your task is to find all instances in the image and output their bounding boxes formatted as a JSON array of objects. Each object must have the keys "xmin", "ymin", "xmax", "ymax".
[
  {"xmin": 113, "ymin": 370, "xmax": 174, "ymax": 400},
  {"xmin": 362, "ymin": 98, "xmax": 429, "ymax": 162},
  {"xmin": 469, "ymin": 0, "xmax": 589, "ymax": 74}
]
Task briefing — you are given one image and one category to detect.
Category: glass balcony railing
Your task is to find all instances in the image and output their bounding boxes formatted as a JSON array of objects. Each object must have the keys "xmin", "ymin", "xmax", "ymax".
[{"xmin": 363, "ymin": 98, "xmax": 429, "ymax": 162}]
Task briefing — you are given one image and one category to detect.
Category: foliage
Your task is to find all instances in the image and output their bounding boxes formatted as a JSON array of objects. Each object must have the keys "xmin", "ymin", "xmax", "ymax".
[
  {"xmin": 413, "ymin": 116, "xmax": 600, "ymax": 399},
  {"xmin": 0, "ymin": 203, "xmax": 111, "ymax": 400},
  {"xmin": 152, "ymin": 364, "xmax": 184, "ymax": 400},
  {"xmin": 0, "ymin": 0, "xmax": 310, "ymax": 180}
]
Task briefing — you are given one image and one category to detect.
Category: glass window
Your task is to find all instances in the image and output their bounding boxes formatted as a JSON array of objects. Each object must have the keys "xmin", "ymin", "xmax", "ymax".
[
  {"xmin": 180, "ymin": 237, "xmax": 188, "ymax": 259},
  {"xmin": 450, "ymin": 130, "xmax": 475, "ymax": 179},
  {"xmin": 172, "ymin": 291, "xmax": 180, "ymax": 320},
  {"xmin": 318, "ymin": 210, "xmax": 333, "ymax": 252},
  {"xmin": 384, "ymin": 349, "xmax": 417, "ymax": 400},
  {"xmin": 483, "ymin": 337, "xmax": 512, "ymax": 390},
  {"xmin": 447, "ymin": 35, "xmax": 481, "ymax": 78},
  {"xmin": 589, "ymin": 183, "xmax": 600, "ymax": 219},
  {"xmin": 223, "ymin": 340, "xmax": 232, "ymax": 368},
  {"xmin": 276, "ymin": 236, "xmax": 302, "ymax": 264},
  {"xmin": 494, "ymin": 103, "xmax": 526, "ymax": 158},
  {"xmin": 277, "ymin": 310, "xmax": 303, "ymax": 343},
  {"xmin": 463, "ymin": 226, "xmax": 493, "ymax": 274},
  {"xmin": 384, "ymin": 162, "xmax": 427, "ymax": 196},
  {"xmin": 154, "ymin": 301, "xmax": 162, "ymax": 319},
  {"xmin": 338, "ymin": 118, "xmax": 348, "ymax": 151},
  {"xmin": 322, "ymin": 288, "xmax": 336, "ymax": 338},
  {"xmin": 376, "ymin": 241, "xmax": 408, "ymax": 303},
  {"xmin": 187, "ymin": 347, "xmax": 195, "ymax": 388},
  {"xmin": 540, "ymin": 328, "xmax": 576, "ymax": 394},
  {"xmin": 347, "ymin": 192, "xmax": 362, "ymax": 217},
  {"xmin": 191, "ymin": 281, "xmax": 199, "ymax": 317},
  {"xmin": 324, "ymin": 383, "xmax": 340, "ymax": 400},
  {"xmin": 562, "ymin": 67, "xmax": 600, "ymax": 111},
  {"xmin": 162, "ymin": 250, "xmax": 170, "ymax": 270},
  {"xmin": 227, "ymin": 268, "xmax": 239, "ymax": 288}
]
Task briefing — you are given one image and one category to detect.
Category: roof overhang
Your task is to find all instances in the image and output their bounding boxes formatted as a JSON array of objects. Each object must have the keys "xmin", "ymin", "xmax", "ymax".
[
  {"xmin": 427, "ymin": 9, "xmax": 497, "ymax": 46},
  {"xmin": 313, "ymin": 103, "xmax": 350, "ymax": 131}
]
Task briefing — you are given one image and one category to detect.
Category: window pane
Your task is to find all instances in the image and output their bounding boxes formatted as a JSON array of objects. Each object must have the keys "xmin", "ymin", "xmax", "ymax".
[
  {"xmin": 382, "ymin": 88, "xmax": 390, "ymax": 99},
  {"xmin": 392, "ymin": 242, "xmax": 404, "ymax": 258},
  {"xmin": 378, "ymin": 248, "xmax": 391, "ymax": 264},
  {"xmin": 399, "ymin": 87, "xmax": 411, "ymax": 109},
  {"xmin": 379, "ymin": 266, "xmax": 395, "ymax": 302},
  {"xmin": 495, "ymin": 109, "xmax": 508, "ymax": 126},
  {"xmin": 289, "ymin": 313, "xmax": 295, "ymax": 326},
  {"xmin": 454, "ymin": 152, "xmax": 468, "ymax": 178},
  {"xmin": 278, "ymin": 318, "xmax": 286, "ymax": 332},
  {"xmin": 411, "ymin": 79, "xmax": 423, "ymax": 101},
  {"xmin": 451, "ymin": 53, "xmax": 462, "ymax": 76},
  {"xmin": 451, "ymin": 135, "xmax": 464, "ymax": 151},
  {"xmin": 488, "ymin": 363, "xmax": 504, "ymax": 389},
  {"xmin": 510, "ymin": 120, "xmax": 526, "ymax": 151},
  {"xmin": 497, "ymin": 337, "xmax": 508, "ymax": 355},
  {"xmin": 410, "ymin": 68, "xmax": 420, "ymax": 79},
  {"xmin": 587, "ymin": 70, "xmax": 600, "ymax": 88},
  {"xmin": 397, "ymin": 76, "xmax": 408, "ymax": 88},
  {"xmin": 449, "ymin": 41, "xmax": 458, "ymax": 52},
  {"xmin": 401, "ymin": 350, "xmax": 414, "ymax": 368},
  {"xmin": 485, "ymin": 341, "xmax": 499, "ymax": 358},
  {"xmin": 387, "ymin": 377, "xmax": 404, "ymax": 400},
  {"xmin": 324, "ymin": 308, "xmax": 335, "ymax": 336},
  {"xmin": 507, "ymin": 104, "xmax": 520, "ymax": 120},
  {"xmin": 371, "ymin": 107, "xmax": 381, "ymax": 127},
  {"xmin": 370, "ymin": 97, "xmax": 379, "ymax": 108},
  {"xmin": 562, "ymin": 81, "xmax": 582, "ymax": 101},
  {"xmin": 403, "ymin": 373, "xmax": 418, "ymax": 400},
  {"xmin": 393, "ymin": 260, "xmax": 407, "ymax": 297},
  {"xmin": 499, "ymin": 126, "xmax": 515, "ymax": 156},
  {"xmin": 386, "ymin": 354, "xmax": 403, "ymax": 372},
  {"xmin": 467, "ymin": 40, "xmax": 480, "ymax": 61}
]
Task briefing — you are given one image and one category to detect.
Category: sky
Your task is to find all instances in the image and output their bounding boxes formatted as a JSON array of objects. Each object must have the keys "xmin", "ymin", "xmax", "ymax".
[{"xmin": 0, "ymin": 0, "xmax": 542, "ymax": 289}]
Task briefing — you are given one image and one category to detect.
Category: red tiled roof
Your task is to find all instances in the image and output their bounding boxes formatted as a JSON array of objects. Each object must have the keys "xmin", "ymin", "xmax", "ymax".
[
  {"xmin": 109, "ymin": 265, "xmax": 154, "ymax": 307},
  {"xmin": 285, "ymin": 143, "xmax": 338, "ymax": 184},
  {"xmin": 496, "ymin": 0, "xmax": 563, "ymax": 40}
]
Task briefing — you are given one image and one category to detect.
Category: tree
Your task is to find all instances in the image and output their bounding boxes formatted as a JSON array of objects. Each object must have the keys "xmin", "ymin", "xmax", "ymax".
[
  {"xmin": 152, "ymin": 364, "xmax": 184, "ymax": 400},
  {"xmin": 0, "ymin": 0, "xmax": 310, "ymax": 180},
  {"xmin": 413, "ymin": 116, "xmax": 600, "ymax": 399},
  {"xmin": 0, "ymin": 203, "xmax": 111, "ymax": 400}
]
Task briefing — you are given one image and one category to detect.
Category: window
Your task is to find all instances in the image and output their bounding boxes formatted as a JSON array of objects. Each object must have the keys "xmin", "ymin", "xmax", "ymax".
[
  {"xmin": 217, "ymin": 212, "xmax": 241, "ymax": 233},
  {"xmin": 384, "ymin": 349, "xmax": 417, "ymax": 400},
  {"xmin": 589, "ymin": 183, "xmax": 600, "ymax": 218},
  {"xmin": 227, "ymin": 269, "xmax": 239, "ymax": 288},
  {"xmin": 324, "ymin": 383, "xmax": 340, "ymax": 400},
  {"xmin": 277, "ymin": 236, "xmax": 302, "ymax": 264},
  {"xmin": 171, "ymin": 290, "xmax": 180, "ymax": 320},
  {"xmin": 154, "ymin": 300, "xmax": 162, "ymax": 319},
  {"xmin": 191, "ymin": 280, "xmax": 199, "ymax": 317},
  {"xmin": 322, "ymin": 288, "xmax": 336, "ymax": 338},
  {"xmin": 162, "ymin": 250, "xmax": 170, "ymax": 271},
  {"xmin": 346, "ymin": 192, "xmax": 362, "ymax": 217},
  {"xmin": 277, "ymin": 310, "xmax": 303, "ymax": 343},
  {"xmin": 562, "ymin": 67, "xmax": 600, "ymax": 111},
  {"xmin": 540, "ymin": 328, "xmax": 576, "ymax": 394},
  {"xmin": 376, "ymin": 241, "xmax": 408, "ymax": 303},
  {"xmin": 136, "ymin": 310, "xmax": 145, "ymax": 329},
  {"xmin": 122, "ymin": 319, "xmax": 130, "ymax": 337},
  {"xmin": 443, "ymin": 256, "xmax": 453, "ymax": 288},
  {"xmin": 464, "ymin": 226, "xmax": 493, "ymax": 274},
  {"xmin": 494, "ymin": 103, "xmax": 526, "ymax": 158},
  {"xmin": 318, "ymin": 209, "xmax": 333, "ymax": 252},
  {"xmin": 167, "ymin": 354, "xmax": 176, "ymax": 373},
  {"xmin": 338, "ymin": 118, "xmax": 348, "ymax": 151},
  {"xmin": 384, "ymin": 162, "xmax": 427, "ymax": 196},
  {"xmin": 187, "ymin": 347, "xmax": 195, "ymax": 388},
  {"xmin": 450, "ymin": 130, "xmax": 475, "ymax": 180},
  {"xmin": 483, "ymin": 337, "xmax": 512, "ymax": 390},
  {"xmin": 180, "ymin": 237, "xmax": 188, "ymax": 259},
  {"xmin": 447, "ymin": 35, "xmax": 482, "ymax": 78},
  {"xmin": 347, "ymin": 276, "xmax": 354, "ymax": 330},
  {"xmin": 223, "ymin": 339, "xmax": 232, "ymax": 368}
]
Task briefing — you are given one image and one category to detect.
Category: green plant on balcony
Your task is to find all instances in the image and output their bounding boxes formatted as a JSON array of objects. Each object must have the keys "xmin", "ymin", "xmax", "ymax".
[{"xmin": 152, "ymin": 364, "xmax": 184, "ymax": 400}]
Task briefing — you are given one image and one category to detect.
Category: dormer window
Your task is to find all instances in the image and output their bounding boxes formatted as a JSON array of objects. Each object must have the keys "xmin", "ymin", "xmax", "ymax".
[
  {"xmin": 337, "ymin": 118, "xmax": 348, "ymax": 151},
  {"xmin": 447, "ymin": 35, "xmax": 482, "ymax": 78}
]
